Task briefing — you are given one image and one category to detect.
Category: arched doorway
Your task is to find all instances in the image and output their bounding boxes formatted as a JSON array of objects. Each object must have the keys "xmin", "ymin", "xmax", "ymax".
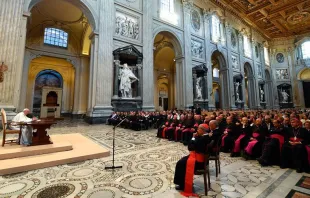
[
  {"xmin": 33, "ymin": 70, "xmax": 63, "ymax": 114},
  {"xmin": 153, "ymin": 31, "xmax": 182, "ymax": 111},
  {"xmin": 298, "ymin": 68, "xmax": 310, "ymax": 108},
  {"xmin": 25, "ymin": 57, "xmax": 75, "ymax": 115},
  {"xmin": 21, "ymin": 0, "xmax": 94, "ymax": 116},
  {"xmin": 211, "ymin": 51, "xmax": 229, "ymax": 110},
  {"xmin": 244, "ymin": 63, "xmax": 255, "ymax": 108}
]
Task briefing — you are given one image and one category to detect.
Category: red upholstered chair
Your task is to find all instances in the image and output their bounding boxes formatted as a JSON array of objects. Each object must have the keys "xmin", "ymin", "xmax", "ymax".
[{"xmin": 1, "ymin": 109, "xmax": 20, "ymax": 147}]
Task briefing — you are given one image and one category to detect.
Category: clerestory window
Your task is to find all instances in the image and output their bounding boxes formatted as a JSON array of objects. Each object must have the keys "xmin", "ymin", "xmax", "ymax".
[{"xmin": 44, "ymin": 28, "xmax": 68, "ymax": 48}]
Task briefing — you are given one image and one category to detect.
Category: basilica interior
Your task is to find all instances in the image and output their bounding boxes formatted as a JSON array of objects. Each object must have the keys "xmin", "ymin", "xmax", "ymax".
[{"xmin": 1, "ymin": 0, "xmax": 310, "ymax": 197}]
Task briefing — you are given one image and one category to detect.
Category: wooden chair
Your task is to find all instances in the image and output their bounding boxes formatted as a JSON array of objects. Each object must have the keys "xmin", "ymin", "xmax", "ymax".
[
  {"xmin": 195, "ymin": 149, "xmax": 211, "ymax": 195},
  {"xmin": 1, "ymin": 108, "xmax": 20, "ymax": 147},
  {"xmin": 209, "ymin": 136, "xmax": 222, "ymax": 177}
]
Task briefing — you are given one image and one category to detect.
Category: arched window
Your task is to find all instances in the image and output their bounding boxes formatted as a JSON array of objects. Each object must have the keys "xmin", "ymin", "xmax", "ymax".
[
  {"xmin": 44, "ymin": 28, "xmax": 68, "ymax": 48},
  {"xmin": 211, "ymin": 15, "xmax": 220, "ymax": 42},
  {"xmin": 161, "ymin": 0, "xmax": 174, "ymax": 13},
  {"xmin": 213, "ymin": 68, "xmax": 219, "ymax": 78},
  {"xmin": 243, "ymin": 35, "xmax": 251, "ymax": 58},
  {"xmin": 301, "ymin": 41, "xmax": 310, "ymax": 59},
  {"xmin": 264, "ymin": 47, "xmax": 270, "ymax": 65},
  {"xmin": 160, "ymin": 0, "xmax": 177, "ymax": 25}
]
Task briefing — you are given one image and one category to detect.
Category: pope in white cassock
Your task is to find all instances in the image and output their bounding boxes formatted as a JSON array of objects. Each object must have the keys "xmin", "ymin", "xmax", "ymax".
[{"xmin": 10, "ymin": 108, "xmax": 37, "ymax": 146}]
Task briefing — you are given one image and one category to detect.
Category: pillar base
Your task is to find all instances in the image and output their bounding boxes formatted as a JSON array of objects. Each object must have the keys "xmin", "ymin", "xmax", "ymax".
[{"xmin": 85, "ymin": 106, "xmax": 113, "ymax": 124}]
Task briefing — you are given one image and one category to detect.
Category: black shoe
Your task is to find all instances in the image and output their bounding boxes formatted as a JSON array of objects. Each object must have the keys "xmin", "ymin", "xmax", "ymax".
[
  {"xmin": 175, "ymin": 185, "xmax": 184, "ymax": 191},
  {"xmin": 296, "ymin": 168, "xmax": 303, "ymax": 173}
]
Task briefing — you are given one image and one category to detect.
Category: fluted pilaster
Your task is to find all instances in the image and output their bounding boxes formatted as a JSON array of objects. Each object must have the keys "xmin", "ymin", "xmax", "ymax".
[
  {"xmin": 0, "ymin": 0, "xmax": 25, "ymax": 112},
  {"xmin": 142, "ymin": 0, "xmax": 154, "ymax": 111}
]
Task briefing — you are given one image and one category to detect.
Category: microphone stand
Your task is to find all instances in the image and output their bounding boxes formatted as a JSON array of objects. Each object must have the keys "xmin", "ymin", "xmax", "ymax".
[{"xmin": 105, "ymin": 117, "xmax": 127, "ymax": 170}]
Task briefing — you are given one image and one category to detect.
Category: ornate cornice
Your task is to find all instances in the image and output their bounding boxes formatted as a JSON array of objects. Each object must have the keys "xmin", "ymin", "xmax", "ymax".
[{"xmin": 182, "ymin": 0, "xmax": 194, "ymax": 13}]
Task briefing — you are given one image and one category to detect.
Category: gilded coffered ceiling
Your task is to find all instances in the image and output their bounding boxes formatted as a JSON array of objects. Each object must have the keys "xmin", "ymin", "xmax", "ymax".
[{"xmin": 210, "ymin": 0, "xmax": 310, "ymax": 38}]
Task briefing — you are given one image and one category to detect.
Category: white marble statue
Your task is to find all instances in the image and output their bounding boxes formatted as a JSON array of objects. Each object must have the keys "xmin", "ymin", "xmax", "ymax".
[
  {"xmin": 119, "ymin": 63, "xmax": 139, "ymax": 98},
  {"xmin": 235, "ymin": 82, "xmax": 241, "ymax": 102},
  {"xmin": 196, "ymin": 77, "xmax": 202, "ymax": 99},
  {"xmin": 281, "ymin": 90, "xmax": 289, "ymax": 103},
  {"xmin": 260, "ymin": 88, "xmax": 264, "ymax": 102}
]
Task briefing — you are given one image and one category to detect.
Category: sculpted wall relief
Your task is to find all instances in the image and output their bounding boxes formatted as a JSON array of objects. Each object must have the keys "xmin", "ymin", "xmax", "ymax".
[
  {"xmin": 115, "ymin": 12, "xmax": 140, "ymax": 40},
  {"xmin": 191, "ymin": 39, "xmax": 204, "ymax": 59},
  {"xmin": 232, "ymin": 55, "xmax": 238, "ymax": 69},
  {"xmin": 276, "ymin": 69, "xmax": 289, "ymax": 80}
]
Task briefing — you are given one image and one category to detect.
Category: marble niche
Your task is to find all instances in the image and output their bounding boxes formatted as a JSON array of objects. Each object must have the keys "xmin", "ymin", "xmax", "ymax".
[
  {"xmin": 259, "ymin": 83, "xmax": 266, "ymax": 109},
  {"xmin": 111, "ymin": 45, "xmax": 143, "ymax": 112},
  {"xmin": 192, "ymin": 63, "xmax": 208, "ymax": 110},
  {"xmin": 277, "ymin": 83, "xmax": 293, "ymax": 109},
  {"xmin": 233, "ymin": 74, "xmax": 244, "ymax": 109},
  {"xmin": 40, "ymin": 87, "xmax": 62, "ymax": 118}
]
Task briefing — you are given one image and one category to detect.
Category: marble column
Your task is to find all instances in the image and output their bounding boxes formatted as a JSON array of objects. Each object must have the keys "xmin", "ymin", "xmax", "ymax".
[
  {"xmin": 182, "ymin": 0, "xmax": 194, "ymax": 109},
  {"xmin": 238, "ymin": 34, "xmax": 247, "ymax": 109},
  {"xmin": 72, "ymin": 56, "xmax": 89, "ymax": 115},
  {"xmin": 86, "ymin": 0, "xmax": 114, "ymax": 123},
  {"xmin": 203, "ymin": 72, "xmax": 208, "ymax": 101},
  {"xmin": 0, "ymin": 0, "xmax": 27, "ymax": 118},
  {"xmin": 73, "ymin": 62, "xmax": 81, "ymax": 114},
  {"xmin": 203, "ymin": 10, "xmax": 215, "ymax": 110},
  {"xmin": 18, "ymin": 50, "xmax": 33, "ymax": 112},
  {"xmin": 175, "ymin": 57, "xmax": 185, "ymax": 109},
  {"xmin": 287, "ymin": 47, "xmax": 298, "ymax": 108},
  {"xmin": 225, "ymin": 22, "xmax": 236, "ymax": 109},
  {"xmin": 142, "ymin": 0, "xmax": 154, "ymax": 111},
  {"xmin": 192, "ymin": 72, "xmax": 197, "ymax": 100},
  {"xmin": 137, "ymin": 63, "xmax": 142, "ymax": 98},
  {"xmin": 113, "ymin": 59, "xmax": 120, "ymax": 98},
  {"xmin": 270, "ymin": 50, "xmax": 280, "ymax": 109},
  {"xmin": 251, "ymin": 40, "xmax": 260, "ymax": 109}
]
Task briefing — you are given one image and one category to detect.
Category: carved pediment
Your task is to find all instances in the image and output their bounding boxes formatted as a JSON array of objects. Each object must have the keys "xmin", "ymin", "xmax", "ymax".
[
  {"xmin": 192, "ymin": 63, "xmax": 208, "ymax": 72},
  {"xmin": 113, "ymin": 45, "xmax": 143, "ymax": 64}
]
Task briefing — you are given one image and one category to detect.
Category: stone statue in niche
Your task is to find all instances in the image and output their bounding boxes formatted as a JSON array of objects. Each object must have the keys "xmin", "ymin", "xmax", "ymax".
[
  {"xmin": 119, "ymin": 63, "xmax": 139, "ymax": 98},
  {"xmin": 196, "ymin": 77, "xmax": 203, "ymax": 100},
  {"xmin": 260, "ymin": 88, "xmax": 264, "ymax": 102},
  {"xmin": 191, "ymin": 40, "xmax": 204, "ymax": 58},
  {"xmin": 115, "ymin": 14, "xmax": 139, "ymax": 40},
  {"xmin": 235, "ymin": 82, "xmax": 241, "ymax": 102},
  {"xmin": 281, "ymin": 90, "xmax": 289, "ymax": 103}
]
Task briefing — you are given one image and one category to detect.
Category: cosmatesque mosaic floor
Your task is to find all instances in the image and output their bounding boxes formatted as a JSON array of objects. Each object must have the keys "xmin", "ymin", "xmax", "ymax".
[{"xmin": 1, "ymin": 119, "xmax": 310, "ymax": 198}]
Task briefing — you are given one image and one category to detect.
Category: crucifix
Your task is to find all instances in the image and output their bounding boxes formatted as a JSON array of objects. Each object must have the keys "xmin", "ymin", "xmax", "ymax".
[{"xmin": 0, "ymin": 62, "xmax": 8, "ymax": 83}]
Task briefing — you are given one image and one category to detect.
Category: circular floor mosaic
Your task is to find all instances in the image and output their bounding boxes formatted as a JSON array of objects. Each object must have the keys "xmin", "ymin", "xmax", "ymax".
[
  {"xmin": 135, "ymin": 161, "xmax": 163, "ymax": 172},
  {"xmin": 0, "ymin": 182, "xmax": 27, "ymax": 195},
  {"xmin": 31, "ymin": 183, "xmax": 75, "ymax": 198}
]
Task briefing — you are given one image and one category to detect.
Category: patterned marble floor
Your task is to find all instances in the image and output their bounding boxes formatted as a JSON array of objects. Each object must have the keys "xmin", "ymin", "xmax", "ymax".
[{"xmin": 0, "ymin": 119, "xmax": 310, "ymax": 198}]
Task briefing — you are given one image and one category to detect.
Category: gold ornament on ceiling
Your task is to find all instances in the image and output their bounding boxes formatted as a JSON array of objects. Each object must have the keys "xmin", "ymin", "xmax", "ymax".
[{"xmin": 287, "ymin": 12, "xmax": 310, "ymax": 25}]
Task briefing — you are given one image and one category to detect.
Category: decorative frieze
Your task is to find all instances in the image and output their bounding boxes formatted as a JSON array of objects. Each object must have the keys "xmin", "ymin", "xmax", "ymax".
[
  {"xmin": 115, "ymin": 12, "xmax": 140, "ymax": 40},
  {"xmin": 232, "ymin": 55, "xmax": 238, "ymax": 69},
  {"xmin": 257, "ymin": 64, "xmax": 262, "ymax": 77},
  {"xmin": 182, "ymin": 0, "xmax": 194, "ymax": 13},
  {"xmin": 276, "ymin": 69, "xmax": 289, "ymax": 80},
  {"xmin": 191, "ymin": 40, "xmax": 204, "ymax": 59}
]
